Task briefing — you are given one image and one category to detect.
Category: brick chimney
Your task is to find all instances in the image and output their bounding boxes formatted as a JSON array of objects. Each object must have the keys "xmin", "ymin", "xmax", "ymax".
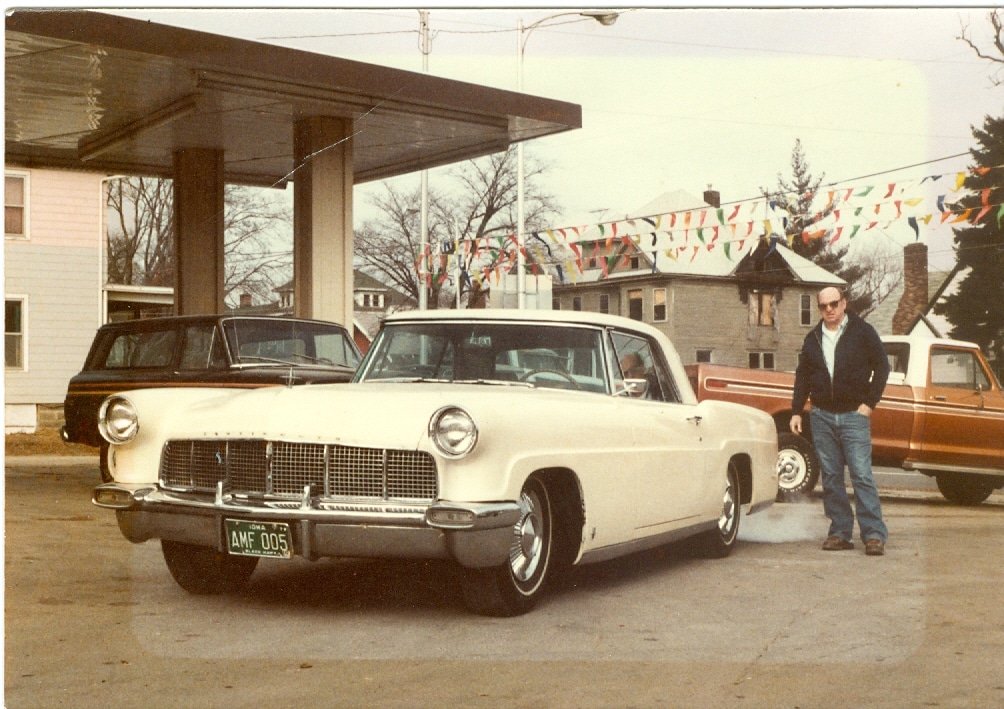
[
  {"xmin": 891, "ymin": 243, "xmax": 928, "ymax": 335},
  {"xmin": 239, "ymin": 292, "xmax": 253, "ymax": 308},
  {"xmin": 703, "ymin": 185, "xmax": 721, "ymax": 208}
]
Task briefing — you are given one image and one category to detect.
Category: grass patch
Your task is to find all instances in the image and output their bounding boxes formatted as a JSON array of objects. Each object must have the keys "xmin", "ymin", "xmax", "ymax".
[{"xmin": 5, "ymin": 428, "xmax": 98, "ymax": 457}]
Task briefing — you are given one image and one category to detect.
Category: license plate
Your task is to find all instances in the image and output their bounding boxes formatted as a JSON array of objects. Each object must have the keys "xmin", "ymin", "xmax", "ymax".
[{"xmin": 225, "ymin": 519, "xmax": 293, "ymax": 559}]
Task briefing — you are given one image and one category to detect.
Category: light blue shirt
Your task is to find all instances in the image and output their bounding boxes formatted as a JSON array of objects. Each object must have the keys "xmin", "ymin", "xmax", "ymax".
[{"xmin": 821, "ymin": 315, "xmax": 849, "ymax": 380}]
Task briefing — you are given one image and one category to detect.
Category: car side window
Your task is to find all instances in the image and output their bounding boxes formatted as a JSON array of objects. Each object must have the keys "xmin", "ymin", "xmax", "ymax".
[
  {"xmin": 103, "ymin": 330, "xmax": 177, "ymax": 369},
  {"xmin": 610, "ymin": 332, "xmax": 677, "ymax": 402},
  {"xmin": 180, "ymin": 325, "xmax": 227, "ymax": 370}
]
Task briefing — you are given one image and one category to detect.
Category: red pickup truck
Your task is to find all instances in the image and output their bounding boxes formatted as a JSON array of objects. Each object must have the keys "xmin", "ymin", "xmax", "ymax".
[{"xmin": 686, "ymin": 336, "xmax": 1004, "ymax": 505}]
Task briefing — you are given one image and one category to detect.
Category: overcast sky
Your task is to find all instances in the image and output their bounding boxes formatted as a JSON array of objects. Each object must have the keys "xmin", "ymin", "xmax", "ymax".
[{"xmin": 108, "ymin": 6, "xmax": 1003, "ymax": 269}]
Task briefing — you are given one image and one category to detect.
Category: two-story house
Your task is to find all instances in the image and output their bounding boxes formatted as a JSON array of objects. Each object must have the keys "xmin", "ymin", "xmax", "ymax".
[{"xmin": 551, "ymin": 189, "xmax": 844, "ymax": 371}]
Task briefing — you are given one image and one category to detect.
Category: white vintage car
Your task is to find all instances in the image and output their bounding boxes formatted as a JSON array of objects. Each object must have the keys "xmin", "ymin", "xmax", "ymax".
[{"xmin": 93, "ymin": 310, "xmax": 777, "ymax": 616}]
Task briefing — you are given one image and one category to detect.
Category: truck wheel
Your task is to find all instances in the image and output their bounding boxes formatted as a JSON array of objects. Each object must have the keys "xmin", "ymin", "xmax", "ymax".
[
  {"xmin": 776, "ymin": 432, "xmax": 820, "ymax": 502},
  {"xmin": 460, "ymin": 475, "xmax": 553, "ymax": 616},
  {"xmin": 935, "ymin": 473, "xmax": 995, "ymax": 506},
  {"xmin": 161, "ymin": 540, "xmax": 258, "ymax": 595}
]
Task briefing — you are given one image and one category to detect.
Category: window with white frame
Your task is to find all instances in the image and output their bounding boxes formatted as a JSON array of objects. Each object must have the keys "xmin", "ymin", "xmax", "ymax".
[
  {"xmin": 5, "ymin": 298, "xmax": 25, "ymax": 369},
  {"xmin": 628, "ymin": 289, "xmax": 643, "ymax": 321},
  {"xmin": 355, "ymin": 292, "xmax": 385, "ymax": 309},
  {"xmin": 800, "ymin": 293, "xmax": 813, "ymax": 326},
  {"xmin": 5, "ymin": 173, "xmax": 28, "ymax": 239},
  {"xmin": 653, "ymin": 288, "xmax": 667, "ymax": 322}
]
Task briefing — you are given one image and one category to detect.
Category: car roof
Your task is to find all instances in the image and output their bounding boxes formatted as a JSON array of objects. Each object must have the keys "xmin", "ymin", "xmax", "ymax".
[
  {"xmin": 97, "ymin": 314, "xmax": 348, "ymax": 332},
  {"xmin": 383, "ymin": 308, "xmax": 666, "ymax": 339}
]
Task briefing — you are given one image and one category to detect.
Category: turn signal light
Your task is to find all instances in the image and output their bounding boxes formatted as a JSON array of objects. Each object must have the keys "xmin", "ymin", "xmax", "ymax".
[{"xmin": 427, "ymin": 508, "xmax": 475, "ymax": 527}]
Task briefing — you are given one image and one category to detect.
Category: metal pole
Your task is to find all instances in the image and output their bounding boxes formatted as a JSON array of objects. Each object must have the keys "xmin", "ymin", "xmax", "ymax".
[
  {"xmin": 418, "ymin": 10, "xmax": 431, "ymax": 310},
  {"xmin": 516, "ymin": 18, "xmax": 526, "ymax": 310}
]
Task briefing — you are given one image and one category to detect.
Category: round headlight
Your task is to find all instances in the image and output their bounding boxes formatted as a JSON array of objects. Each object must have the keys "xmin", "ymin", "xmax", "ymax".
[
  {"xmin": 429, "ymin": 406, "xmax": 478, "ymax": 459},
  {"xmin": 98, "ymin": 395, "xmax": 139, "ymax": 444}
]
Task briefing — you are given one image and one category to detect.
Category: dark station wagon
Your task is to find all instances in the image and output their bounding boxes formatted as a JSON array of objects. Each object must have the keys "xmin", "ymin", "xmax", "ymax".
[{"xmin": 62, "ymin": 315, "xmax": 361, "ymax": 478}]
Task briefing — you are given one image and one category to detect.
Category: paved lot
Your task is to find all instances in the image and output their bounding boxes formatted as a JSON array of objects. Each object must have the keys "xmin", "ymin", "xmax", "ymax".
[{"xmin": 5, "ymin": 456, "xmax": 1004, "ymax": 708}]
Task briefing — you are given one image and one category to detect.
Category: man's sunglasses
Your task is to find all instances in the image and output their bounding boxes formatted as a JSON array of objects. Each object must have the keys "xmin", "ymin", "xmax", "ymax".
[{"xmin": 818, "ymin": 299, "xmax": 842, "ymax": 311}]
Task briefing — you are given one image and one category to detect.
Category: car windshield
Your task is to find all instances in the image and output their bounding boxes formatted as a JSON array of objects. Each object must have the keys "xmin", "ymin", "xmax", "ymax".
[
  {"xmin": 223, "ymin": 319, "xmax": 360, "ymax": 368},
  {"xmin": 357, "ymin": 322, "xmax": 610, "ymax": 393}
]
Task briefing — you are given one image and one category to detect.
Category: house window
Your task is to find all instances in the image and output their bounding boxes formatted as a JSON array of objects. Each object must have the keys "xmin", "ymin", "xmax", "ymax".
[
  {"xmin": 696, "ymin": 349, "xmax": 712, "ymax": 363},
  {"xmin": 355, "ymin": 292, "xmax": 385, "ymax": 309},
  {"xmin": 750, "ymin": 290, "xmax": 774, "ymax": 326},
  {"xmin": 800, "ymin": 293, "xmax": 812, "ymax": 326},
  {"xmin": 5, "ymin": 299, "xmax": 25, "ymax": 369},
  {"xmin": 572, "ymin": 296, "xmax": 582, "ymax": 312},
  {"xmin": 552, "ymin": 296, "xmax": 561, "ymax": 310},
  {"xmin": 748, "ymin": 351, "xmax": 775, "ymax": 370},
  {"xmin": 5, "ymin": 173, "xmax": 27, "ymax": 238},
  {"xmin": 628, "ymin": 289, "xmax": 643, "ymax": 321},
  {"xmin": 598, "ymin": 294, "xmax": 609, "ymax": 314},
  {"xmin": 653, "ymin": 288, "xmax": 667, "ymax": 322},
  {"xmin": 630, "ymin": 256, "xmax": 640, "ymax": 270}
]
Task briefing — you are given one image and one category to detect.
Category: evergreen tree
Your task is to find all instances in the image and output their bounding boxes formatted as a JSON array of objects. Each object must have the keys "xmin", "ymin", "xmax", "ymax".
[
  {"xmin": 762, "ymin": 140, "xmax": 876, "ymax": 315},
  {"xmin": 933, "ymin": 115, "xmax": 1004, "ymax": 377}
]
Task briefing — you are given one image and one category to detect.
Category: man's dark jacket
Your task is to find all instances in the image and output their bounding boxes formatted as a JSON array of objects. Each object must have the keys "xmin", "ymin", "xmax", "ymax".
[{"xmin": 792, "ymin": 311, "xmax": 890, "ymax": 415}]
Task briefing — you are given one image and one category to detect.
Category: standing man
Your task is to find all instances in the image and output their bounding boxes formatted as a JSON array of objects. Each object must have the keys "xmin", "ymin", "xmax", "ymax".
[{"xmin": 790, "ymin": 286, "xmax": 890, "ymax": 556}]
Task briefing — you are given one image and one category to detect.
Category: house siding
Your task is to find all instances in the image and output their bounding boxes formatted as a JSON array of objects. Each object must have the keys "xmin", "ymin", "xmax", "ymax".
[{"xmin": 5, "ymin": 169, "xmax": 103, "ymax": 414}]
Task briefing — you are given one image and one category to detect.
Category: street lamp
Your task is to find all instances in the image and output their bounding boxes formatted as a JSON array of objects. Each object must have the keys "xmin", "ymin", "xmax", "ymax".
[{"xmin": 516, "ymin": 10, "xmax": 619, "ymax": 308}]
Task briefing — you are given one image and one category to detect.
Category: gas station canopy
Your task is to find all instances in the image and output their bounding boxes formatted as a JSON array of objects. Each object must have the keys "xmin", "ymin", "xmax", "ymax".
[{"xmin": 5, "ymin": 10, "xmax": 582, "ymax": 186}]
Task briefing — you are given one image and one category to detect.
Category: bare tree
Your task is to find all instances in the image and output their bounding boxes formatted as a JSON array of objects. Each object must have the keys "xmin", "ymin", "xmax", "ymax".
[
  {"xmin": 107, "ymin": 177, "xmax": 174, "ymax": 287},
  {"xmin": 355, "ymin": 147, "xmax": 559, "ymax": 308},
  {"xmin": 106, "ymin": 177, "xmax": 293, "ymax": 308},
  {"xmin": 959, "ymin": 9, "xmax": 1004, "ymax": 85},
  {"xmin": 846, "ymin": 240, "xmax": 903, "ymax": 319},
  {"xmin": 221, "ymin": 185, "xmax": 292, "ymax": 306}
]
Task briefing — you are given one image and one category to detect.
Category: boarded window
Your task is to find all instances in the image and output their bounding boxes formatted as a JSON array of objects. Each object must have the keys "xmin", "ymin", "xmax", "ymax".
[{"xmin": 653, "ymin": 288, "xmax": 667, "ymax": 321}]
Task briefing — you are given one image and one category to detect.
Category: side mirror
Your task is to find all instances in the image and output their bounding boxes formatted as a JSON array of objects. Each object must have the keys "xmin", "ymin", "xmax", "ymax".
[{"xmin": 618, "ymin": 378, "xmax": 649, "ymax": 398}]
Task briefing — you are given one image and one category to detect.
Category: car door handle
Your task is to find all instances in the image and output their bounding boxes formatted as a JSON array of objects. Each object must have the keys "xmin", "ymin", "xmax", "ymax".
[
  {"xmin": 687, "ymin": 416, "xmax": 702, "ymax": 426},
  {"xmin": 933, "ymin": 396, "xmax": 947, "ymax": 401}
]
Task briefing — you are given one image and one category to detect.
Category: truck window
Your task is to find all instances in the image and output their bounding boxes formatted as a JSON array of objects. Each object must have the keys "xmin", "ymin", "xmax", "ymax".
[
  {"xmin": 883, "ymin": 342, "xmax": 910, "ymax": 375},
  {"xmin": 930, "ymin": 349, "xmax": 989, "ymax": 390}
]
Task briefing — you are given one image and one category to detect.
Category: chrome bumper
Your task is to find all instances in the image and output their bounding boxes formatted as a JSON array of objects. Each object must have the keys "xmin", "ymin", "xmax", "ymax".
[{"xmin": 93, "ymin": 483, "xmax": 521, "ymax": 570}]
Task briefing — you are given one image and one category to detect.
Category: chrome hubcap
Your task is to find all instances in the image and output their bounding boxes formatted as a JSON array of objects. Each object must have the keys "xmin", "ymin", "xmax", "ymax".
[
  {"xmin": 510, "ymin": 489, "xmax": 543, "ymax": 583},
  {"xmin": 776, "ymin": 450, "xmax": 806, "ymax": 488}
]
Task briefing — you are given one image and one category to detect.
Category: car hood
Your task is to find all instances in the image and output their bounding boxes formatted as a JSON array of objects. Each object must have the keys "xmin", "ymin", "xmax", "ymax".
[{"xmin": 158, "ymin": 381, "xmax": 559, "ymax": 451}]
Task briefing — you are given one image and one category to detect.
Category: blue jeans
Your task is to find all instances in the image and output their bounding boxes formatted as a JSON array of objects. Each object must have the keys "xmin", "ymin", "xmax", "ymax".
[{"xmin": 810, "ymin": 408, "xmax": 888, "ymax": 543}]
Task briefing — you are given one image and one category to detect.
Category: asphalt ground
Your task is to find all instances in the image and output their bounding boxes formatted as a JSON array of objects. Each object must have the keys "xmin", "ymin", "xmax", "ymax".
[{"xmin": 4, "ymin": 456, "xmax": 1004, "ymax": 708}]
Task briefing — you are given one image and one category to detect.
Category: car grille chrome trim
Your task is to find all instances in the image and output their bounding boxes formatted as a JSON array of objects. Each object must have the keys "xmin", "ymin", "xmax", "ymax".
[{"xmin": 160, "ymin": 439, "xmax": 438, "ymax": 503}]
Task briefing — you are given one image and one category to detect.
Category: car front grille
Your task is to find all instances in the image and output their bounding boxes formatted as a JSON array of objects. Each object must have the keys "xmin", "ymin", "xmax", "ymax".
[{"xmin": 160, "ymin": 439, "xmax": 438, "ymax": 502}]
